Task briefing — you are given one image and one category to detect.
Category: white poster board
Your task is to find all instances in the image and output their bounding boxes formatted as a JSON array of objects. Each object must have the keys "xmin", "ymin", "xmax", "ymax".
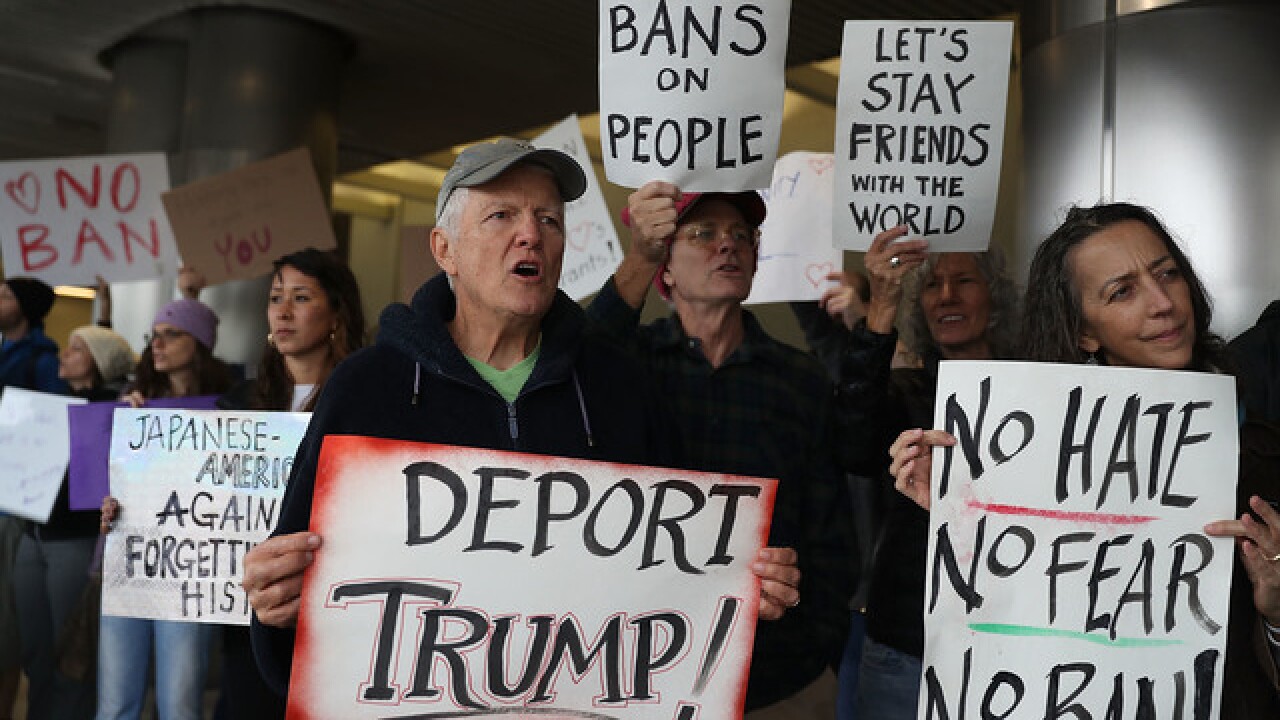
[
  {"xmin": 534, "ymin": 114, "xmax": 623, "ymax": 301},
  {"xmin": 923, "ymin": 361, "xmax": 1237, "ymax": 719},
  {"xmin": 834, "ymin": 22, "xmax": 1012, "ymax": 251},
  {"xmin": 745, "ymin": 152, "xmax": 845, "ymax": 305},
  {"xmin": 101, "ymin": 408, "xmax": 309, "ymax": 625},
  {"xmin": 0, "ymin": 153, "xmax": 179, "ymax": 284},
  {"xmin": 289, "ymin": 436, "xmax": 776, "ymax": 719},
  {"xmin": 0, "ymin": 388, "xmax": 87, "ymax": 522},
  {"xmin": 598, "ymin": 0, "xmax": 791, "ymax": 191}
]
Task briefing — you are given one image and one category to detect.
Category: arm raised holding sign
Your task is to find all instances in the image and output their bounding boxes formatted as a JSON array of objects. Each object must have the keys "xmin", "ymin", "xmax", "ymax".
[{"xmin": 586, "ymin": 181, "xmax": 857, "ymax": 712}]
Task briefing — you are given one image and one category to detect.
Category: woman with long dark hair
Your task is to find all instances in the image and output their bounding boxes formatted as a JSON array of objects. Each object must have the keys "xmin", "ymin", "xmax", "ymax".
[
  {"xmin": 215, "ymin": 248, "xmax": 364, "ymax": 718},
  {"xmin": 890, "ymin": 202, "xmax": 1279, "ymax": 717}
]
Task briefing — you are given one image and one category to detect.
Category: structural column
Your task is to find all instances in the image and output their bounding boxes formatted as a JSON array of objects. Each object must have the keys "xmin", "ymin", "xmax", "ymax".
[
  {"xmin": 1020, "ymin": 0, "xmax": 1280, "ymax": 336},
  {"xmin": 103, "ymin": 7, "xmax": 348, "ymax": 368}
]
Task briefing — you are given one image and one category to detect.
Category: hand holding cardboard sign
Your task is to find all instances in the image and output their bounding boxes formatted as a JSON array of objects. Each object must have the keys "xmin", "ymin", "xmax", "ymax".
[{"xmin": 243, "ymin": 531, "xmax": 322, "ymax": 627}]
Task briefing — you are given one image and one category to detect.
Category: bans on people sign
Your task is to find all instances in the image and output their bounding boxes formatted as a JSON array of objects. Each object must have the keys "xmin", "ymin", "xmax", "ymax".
[
  {"xmin": 288, "ymin": 436, "xmax": 777, "ymax": 720},
  {"xmin": 598, "ymin": 0, "xmax": 791, "ymax": 191},
  {"xmin": 923, "ymin": 361, "xmax": 1238, "ymax": 719}
]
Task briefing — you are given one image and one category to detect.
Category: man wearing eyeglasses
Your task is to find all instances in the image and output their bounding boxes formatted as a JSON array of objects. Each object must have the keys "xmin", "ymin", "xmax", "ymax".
[{"xmin": 586, "ymin": 182, "xmax": 856, "ymax": 719}]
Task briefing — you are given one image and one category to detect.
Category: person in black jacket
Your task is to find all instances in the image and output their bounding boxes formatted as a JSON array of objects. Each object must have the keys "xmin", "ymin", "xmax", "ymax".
[
  {"xmin": 1232, "ymin": 300, "xmax": 1280, "ymax": 423},
  {"xmin": 803, "ymin": 226, "xmax": 1020, "ymax": 720},
  {"xmin": 14, "ymin": 325, "xmax": 134, "ymax": 720},
  {"xmin": 589, "ymin": 182, "xmax": 854, "ymax": 718},
  {"xmin": 213, "ymin": 248, "xmax": 365, "ymax": 720},
  {"xmin": 242, "ymin": 139, "xmax": 802, "ymax": 699}
]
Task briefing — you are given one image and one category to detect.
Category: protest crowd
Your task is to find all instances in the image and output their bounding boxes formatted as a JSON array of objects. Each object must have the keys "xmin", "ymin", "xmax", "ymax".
[{"xmin": 1, "ymin": 6, "xmax": 1280, "ymax": 720}]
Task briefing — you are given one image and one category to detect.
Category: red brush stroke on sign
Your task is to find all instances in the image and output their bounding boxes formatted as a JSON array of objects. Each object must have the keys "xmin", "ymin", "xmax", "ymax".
[
  {"xmin": 966, "ymin": 499, "xmax": 1158, "ymax": 525},
  {"xmin": 289, "ymin": 435, "xmax": 774, "ymax": 720}
]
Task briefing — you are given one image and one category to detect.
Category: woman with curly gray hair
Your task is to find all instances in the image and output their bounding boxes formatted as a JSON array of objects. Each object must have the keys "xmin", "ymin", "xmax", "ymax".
[{"xmin": 823, "ymin": 225, "xmax": 1021, "ymax": 720}]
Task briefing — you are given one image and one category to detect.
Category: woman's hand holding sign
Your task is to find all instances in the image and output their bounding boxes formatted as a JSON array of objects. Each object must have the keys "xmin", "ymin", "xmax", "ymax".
[
  {"xmin": 1205, "ymin": 495, "xmax": 1280, "ymax": 628},
  {"xmin": 243, "ymin": 531, "xmax": 322, "ymax": 627},
  {"xmin": 889, "ymin": 428, "xmax": 956, "ymax": 511}
]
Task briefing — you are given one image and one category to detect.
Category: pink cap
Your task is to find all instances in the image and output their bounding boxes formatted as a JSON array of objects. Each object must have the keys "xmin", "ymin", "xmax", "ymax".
[{"xmin": 620, "ymin": 191, "xmax": 766, "ymax": 300}]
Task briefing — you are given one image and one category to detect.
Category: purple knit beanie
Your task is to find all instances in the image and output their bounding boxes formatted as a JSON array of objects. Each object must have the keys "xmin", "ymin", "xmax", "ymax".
[{"xmin": 153, "ymin": 298, "xmax": 218, "ymax": 350}]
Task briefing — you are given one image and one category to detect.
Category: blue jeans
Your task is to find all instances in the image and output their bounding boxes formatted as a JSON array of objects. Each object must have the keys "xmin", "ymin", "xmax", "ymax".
[
  {"xmin": 96, "ymin": 616, "xmax": 213, "ymax": 720},
  {"xmin": 14, "ymin": 532, "xmax": 97, "ymax": 719},
  {"xmin": 837, "ymin": 610, "xmax": 867, "ymax": 720},
  {"xmin": 854, "ymin": 638, "xmax": 922, "ymax": 720}
]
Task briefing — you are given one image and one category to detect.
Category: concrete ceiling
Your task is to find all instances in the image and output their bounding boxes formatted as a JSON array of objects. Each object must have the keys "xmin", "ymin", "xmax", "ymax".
[{"xmin": 0, "ymin": 0, "xmax": 1018, "ymax": 176}]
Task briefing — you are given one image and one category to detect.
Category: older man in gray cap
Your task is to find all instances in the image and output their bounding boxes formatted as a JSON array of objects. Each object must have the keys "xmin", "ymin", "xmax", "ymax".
[{"xmin": 243, "ymin": 139, "xmax": 799, "ymax": 698}]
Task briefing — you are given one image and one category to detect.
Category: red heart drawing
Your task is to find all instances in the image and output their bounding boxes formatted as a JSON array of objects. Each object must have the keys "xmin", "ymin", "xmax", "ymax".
[
  {"xmin": 805, "ymin": 262, "xmax": 834, "ymax": 288},
  {"xmin": 567, "ymin": 221, "xmax": 593, "ymax": 252},
  {"xmin": 808, "ymin": 156, "xmax": 834, "ymax": 175},
  {"xmin": 5, "ymin": 172, "xmax": 40, "ymax": 214}
]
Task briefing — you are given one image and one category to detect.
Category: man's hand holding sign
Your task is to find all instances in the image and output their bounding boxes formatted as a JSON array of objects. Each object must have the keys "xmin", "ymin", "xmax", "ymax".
[{"xmin": 239, "ymin": 137, "xmax": 806, "ymax": 718}]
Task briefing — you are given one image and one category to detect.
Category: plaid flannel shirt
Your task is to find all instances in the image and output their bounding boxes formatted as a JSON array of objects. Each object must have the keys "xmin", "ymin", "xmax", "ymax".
[{"xmin": 587, "ymin": 277, "xmax": 856, "ymax": 710}]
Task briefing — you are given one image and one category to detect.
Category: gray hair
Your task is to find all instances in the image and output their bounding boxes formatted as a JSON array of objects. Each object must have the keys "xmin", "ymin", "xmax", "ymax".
[
  {"xmin": 435, "ymin": 186, "xmax": 470, "ymax": 238},
  {"xmin": 898, "ymin": 248, "xmax": 1022, "ymax": 361}
]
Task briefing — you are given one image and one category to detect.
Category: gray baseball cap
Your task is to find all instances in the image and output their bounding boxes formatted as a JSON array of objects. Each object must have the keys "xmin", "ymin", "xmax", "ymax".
[{"xmin": 435, "ymin": 138, "xmax": 587, "ymax": 222}]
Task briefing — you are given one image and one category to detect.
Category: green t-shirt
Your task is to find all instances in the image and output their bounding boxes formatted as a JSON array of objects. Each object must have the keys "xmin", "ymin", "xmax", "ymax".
[{"xmin": 466, "ymin": 344, "xmax": 540, "ymax": 404}]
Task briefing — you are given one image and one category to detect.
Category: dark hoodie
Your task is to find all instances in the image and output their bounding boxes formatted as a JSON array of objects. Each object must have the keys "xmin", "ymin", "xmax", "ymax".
[
  {"xmin": 0, "ymin": 324, "xmax": 67, "ymax": 395},
  {"xmin": 251, "ymin": 273, "xmax": 682, "ymax": 695}
]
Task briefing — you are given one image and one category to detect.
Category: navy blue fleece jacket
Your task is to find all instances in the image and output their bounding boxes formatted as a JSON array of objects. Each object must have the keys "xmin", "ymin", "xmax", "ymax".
[{"xmin": 250, "ymin": 273, "xmax": 683, "ymax": 695}]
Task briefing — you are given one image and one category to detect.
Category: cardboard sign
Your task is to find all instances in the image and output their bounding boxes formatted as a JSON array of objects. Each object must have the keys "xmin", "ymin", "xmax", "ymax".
[
  {"xmin": 0, "ymin": 388, "xmax": 87, "ymax": 522},
  {"xmin": 745, "ymin": 152, "xmax": 844, "ymax": 305},
  {"xmin": 67, "ymin": 396, "xmax": 220, "ymax": 511},
  {"xmin": 598, "ymin": 0, "xmax": 791, "ymax": 191},
  {"xmin": 101, "ymin": 408, "xmax": 309, "ymax": 625},
  {"xmin": 162, "ymin": 148, "xmax": 336, "ymax": 286},
  {"xmin": 535, "ymin": 114, "xmax": 623, "ymax": 301},
  {"xmin": 289, "ymin": 436, "xmax": 776, "ymax": 719},
  {"xmin": 0, "ymin": 153, "xmax": 179, "ymax": 285},
  {"xmin": 923, "ymin": 361, "xmax": 1237, "ymax": 719},
  {"xmin": 834, "ymin": 22, "xmax": 1012, "ymax": 251}
]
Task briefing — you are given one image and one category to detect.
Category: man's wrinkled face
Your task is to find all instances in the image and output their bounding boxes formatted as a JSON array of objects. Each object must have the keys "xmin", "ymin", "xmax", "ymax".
[{"xmin": 434, "ymin": 164, "xmax": 566, "ymax": 324}]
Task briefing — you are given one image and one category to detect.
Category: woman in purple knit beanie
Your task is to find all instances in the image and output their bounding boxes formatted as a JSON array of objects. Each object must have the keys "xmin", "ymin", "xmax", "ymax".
[{"xmin": 98, "ymin": 296, "xmax": 231, "ymax": 720}]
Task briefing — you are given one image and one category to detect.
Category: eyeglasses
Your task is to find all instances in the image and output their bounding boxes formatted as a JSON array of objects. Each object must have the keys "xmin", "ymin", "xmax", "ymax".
[
  {"xmin": 677, "ymin": 224, "xmax": 760, "ymax": 250},
  {"xmin": 145, "ymin": 328, "xmax": 189, "ymax": 345}
]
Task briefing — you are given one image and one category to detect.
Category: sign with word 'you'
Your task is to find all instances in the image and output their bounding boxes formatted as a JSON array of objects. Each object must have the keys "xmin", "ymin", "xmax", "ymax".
[
  {"xmin": 923, "ymin": 361, "xmax": 1237, "ymax": 719},
  {"xmin": 289, "ymin": 436, "xmax": 776, "ymax": 719},
  {"xmin": 162, "ymin": 148, "xmax": 336, "ymax": 286}
]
